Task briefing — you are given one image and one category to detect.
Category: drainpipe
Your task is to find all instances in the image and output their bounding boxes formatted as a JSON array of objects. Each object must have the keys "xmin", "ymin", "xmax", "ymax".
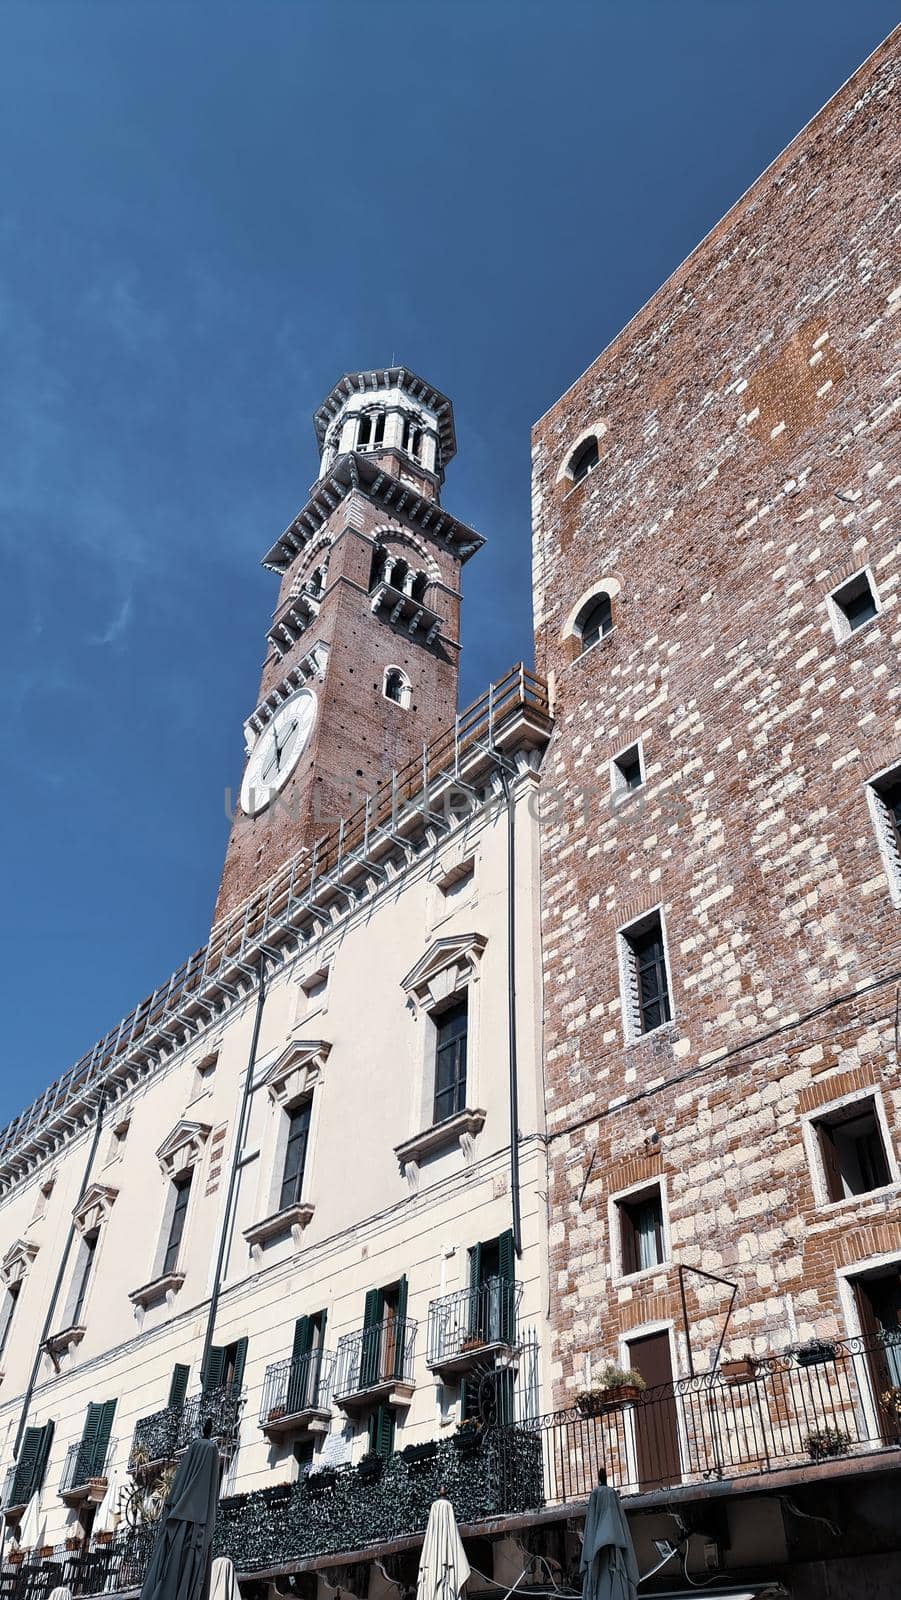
[
  {"xmin": 500, "ymin": 771, "xmax": 522, "ymax": 1259},
  {"xmin": 199, "ymin": 957, "xmax": 267, "ymax": 1384}
]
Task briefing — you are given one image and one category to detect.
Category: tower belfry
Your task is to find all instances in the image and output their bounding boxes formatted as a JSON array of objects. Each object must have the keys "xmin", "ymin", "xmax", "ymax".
[{"xmin": 214, "ymin": 367, "xmax": 483, "ymax": 922}]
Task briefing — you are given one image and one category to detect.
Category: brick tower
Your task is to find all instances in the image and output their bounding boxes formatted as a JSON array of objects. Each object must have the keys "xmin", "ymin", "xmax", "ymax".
[{"xmin": 214, "ymin": 367, "xmax": 483, "ymax": 922}]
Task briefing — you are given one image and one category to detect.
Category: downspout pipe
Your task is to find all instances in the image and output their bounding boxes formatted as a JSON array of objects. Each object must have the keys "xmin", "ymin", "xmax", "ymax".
[
  {"xmin": 199, "ymin": 956, "xmax": 267, "ymax": 1385},
  {"xmin": 12, "ymin": 1088, "xmax": 108, "ymax": 1463},
  {"xmin": 500, "ymin": 770, "xmax": 522, "ymax": 1259}
]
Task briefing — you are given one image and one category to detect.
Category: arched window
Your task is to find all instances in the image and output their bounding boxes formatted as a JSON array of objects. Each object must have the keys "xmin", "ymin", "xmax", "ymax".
[
  {"xmin": 357, "ymin": 414, "xmax": 372, "ymax": 448},
  {"xmin": 384, "ymin": 667, "xmax": 411, "ymax": 709},
  {"xmin": 373, "ymin": 411, "xmax": 386, "ymax": 446},
  {"xmin": 577, "ymin": 592, "xmax": 612, "ymax": 652},
  {"xmin": 569, "ymin": 436, "xmax": 599, "ymax": 485}
]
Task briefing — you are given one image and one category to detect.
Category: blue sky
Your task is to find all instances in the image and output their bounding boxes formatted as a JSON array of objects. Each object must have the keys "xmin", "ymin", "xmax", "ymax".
[{"xmin": 0, "ymin": 1, "xmax": 896, "ymax": 1123}]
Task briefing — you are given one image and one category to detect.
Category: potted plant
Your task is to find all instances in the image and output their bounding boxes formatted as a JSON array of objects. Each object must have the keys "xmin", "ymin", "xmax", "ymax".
[
  {"xmin": 402, "ymin": 1440, "xmax": 438, "ymax": 1468},
  {"xmin": 8, "ymin": 1549, "xmax": 24, "ymax": 1565},
  {"xmin": 453, "ymin": 1418, "xmax": 483, "ymax": 1453},
  {"xmin": 94, "ymin": 1531, "xmax": 114, "ymax": 1547},
  {"xmin": 357, "ymin": 1450, "xmax": 384, "ymax": 1484},
  {"xmin": 576, "ymin": 1366, "xmax": 647, "ymax": 1415},
  {"xmin": 718, "ymin": 1357, "xmax": 756, "ymax": 1383},
  {"xmin": 795, "ymin": 1340, "xmax": 836, "ymax": 1368},
  {"xmin": 460, "ymin": 1335, "xmax": 486, "ymax": 1353},
  {"xmin": 38, "ymin": 1545, "xmax": 54, "ymax": 1559},
  {"xmin": 804, "ymin": 1427, "xmax": 851, "ymax": 1461},
  {"xmin": 64, "ymin": 1535, "xmax": 83, "ymax": 1551},
  {"xmin": 880, "ymin": 1386, "xmax": 901, "ymax": 1423},
  {"xmin": 267, "ymin": 1404, "xmax": 287, "ymax": 1423}
]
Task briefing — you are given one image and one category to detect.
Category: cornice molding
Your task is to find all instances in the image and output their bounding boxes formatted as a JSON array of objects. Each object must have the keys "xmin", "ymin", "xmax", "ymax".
[
  {"xmin": 400, "ymin": 933, "xmax": 487, "ymax": 1015},
  {"xmin": 0, "ymin": 1237, "xmax": 39, "ymax": 1287},
  {"xmin": 260, "ymin": 1041, "xmax": 330, "ymax": 1108},
  {"xmin": 155, "ymin": 1120, "xmax": 212, "ymax": 1179},
  {"xmin": 72, "ymin": 1183, "xmax": 119, "ymax": 1236}
]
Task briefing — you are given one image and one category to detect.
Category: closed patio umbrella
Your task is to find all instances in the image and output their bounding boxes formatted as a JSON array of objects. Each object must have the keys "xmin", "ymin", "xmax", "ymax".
[
  {"xmin": 138, "ymin": 1432, "xmax": 221, "ymax": 1600},
  {"xmin": 48, "ymin": 1588, "xmax": 73, "ymax": 1600},
  {"xmin": 416, "ymin": 1497, "xmax": 471, "ymax": 1600},
  {"xmin": 209, "ymin": 1557, "xmax": 238, "ymax": 1600},
  {"xmin": 18, "ymin": 1492, "xmax": 46, "ymax": 1553},
  {"xmin": 94, "ymin": 1468, "xmax": 122, "ymax": 1537},
  {"xmin": 580, "ymin": 1484, "xmax": 639, "ymax": 1600}
]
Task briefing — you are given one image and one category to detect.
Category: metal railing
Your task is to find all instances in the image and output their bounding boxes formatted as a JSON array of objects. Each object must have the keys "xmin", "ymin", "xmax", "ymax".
[
  {"xmin": 0, "ymin": 665, "xmax": 551, "ymax": 1188},
  {"xmin": 59, "ymin": 1437, "xmax": 117, "ymax": 1498},
  {"xmin": 427, "ymin": 1277, "xmax": 523, "ymax": 1367},
  {"xmin": 259, "ymin": 1350, "xmax": 335, "ymax": 1427},
  {"xmin": 0, "ymin": 1528, "xmax": 154, "ymax": 1600},
  {"xmin": 129, "ymin": 1386, "xmax": 244, "ymax": 1472},
  {"xmin": 334, "ymin": 1317, "xmax": 417, "ymax": 1400}
]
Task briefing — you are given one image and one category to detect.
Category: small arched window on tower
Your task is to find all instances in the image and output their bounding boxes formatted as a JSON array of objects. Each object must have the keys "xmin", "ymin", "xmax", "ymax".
[
  {"xmin": 568, "ymin": 436, "xmax": 600, "ymax": 485},
  {"xmin": 403, "ymin": 418, "xmax": 423, "ymax": 461},
  {"xmin": 577, "ymin": 591, "xmax": 613, "ymax": 653},
  {"xmin": 384, "ymin": 667, "xmax": 412, "ymax": 709},
  {"xmin": 357, "ymin": 413, "xmax": 373, "ymax": 449}
]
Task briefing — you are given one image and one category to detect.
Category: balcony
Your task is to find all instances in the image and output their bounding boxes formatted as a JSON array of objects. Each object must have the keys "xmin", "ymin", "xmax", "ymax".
[
  {"xmin": 426, "ymin": 1277, "xmax": 523, "ymax": 1378},
  {"xmin": 129, "ymin": 1386, "xmax": 244, "ymax": 1477},
  {"xmin": 334, "ymin": 1317, "xmax": 416, "ymax": 1412},
  {"xmin": 60, "ymin": 1438, "xmax": 116, "ymax": 1506},
  {"xmin": 259, "ymin": 1350, "xmax": 335, "ymax": 1439}
]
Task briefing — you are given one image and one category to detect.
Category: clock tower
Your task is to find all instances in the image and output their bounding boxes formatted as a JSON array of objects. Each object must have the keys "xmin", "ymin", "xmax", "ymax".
[{"xmin": 214, "ymin": 367, "xmax": 483, "ymax": 923}]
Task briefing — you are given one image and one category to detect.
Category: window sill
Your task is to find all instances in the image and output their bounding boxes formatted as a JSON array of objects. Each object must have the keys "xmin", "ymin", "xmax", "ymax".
[
  {"xmin": 243, "ymin": 1201, "xmax": 315, "ymax": 1250},
  {"xmin": 394, "ymin": 1108, "xmax": 486, "ymax": 1170},
  {"xmin": 44, "ymin": 1324, "xmax": 86, "ymax": 1359},
  {"xmin": 613, "ymin": 1260, "xmax": 672, "ymax": 1289},
  {"xmin": 814, "ymin": 1180, "xmax": 901, "ymax": 1214},
  {"xmin": 623, "ymin": 1019, "xmax": 678, "ymax": 1049},
  {"xmin": 128, "ymin": 1271, "xmax": 186, "ymax": 1309}
]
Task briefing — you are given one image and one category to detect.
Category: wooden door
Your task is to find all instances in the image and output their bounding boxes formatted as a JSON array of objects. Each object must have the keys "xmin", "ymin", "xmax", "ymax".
[
  {"xmin": 853, "ymin": 1269, "xmax": 901, "ymax": 1443},
  {"xmin": 627, "ymin": 1331, "xmax": 681, "ymax": 1489}
]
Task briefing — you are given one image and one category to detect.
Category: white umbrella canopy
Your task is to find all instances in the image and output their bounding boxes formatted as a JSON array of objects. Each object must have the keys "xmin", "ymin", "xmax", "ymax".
[
  {"xmin": 48, "ymin": 1588, "xmax": 73, "ymax": 1600},
  {"xmin": 417, "ymin": 1498, "xmax": 471, "ymax": 1600},
  {"xmin": 18, "ymin": 1492, "xmax": 46, "ymax": 1552},
  {"xmin": 209, "ymin": 1557, "xmax": 239, "ymax": 1600},
  {"xmin": 93, "ymin": 1468, "xmax": 122, "ymax": 1536}
]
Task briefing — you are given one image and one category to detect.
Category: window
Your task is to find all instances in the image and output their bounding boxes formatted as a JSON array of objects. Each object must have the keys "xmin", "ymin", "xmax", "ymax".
[
  {"xmin": 279, "ymin": 1101, "xmax": 312, "ymax": 1211},
  {"xmin": 867, "ymin": 764, "xmax": 901, "ymax": 906},
  {"xmin": 619, "ymin": 910, "xmax": 672, "ymax": 1040},
  {"xmin": 433, "ymin": 1000, "xmax": 468, "ymax": 1123},
  {"xmin": 617, "ymin": 1186, "xmax": 666, "ymax": 1275},
  {"xmin": 360, "ymin": 1277, "xmax": 409, "ymax": 1389},
  {"xmin": 373, "ymin": 411, "xmax": 386, "ymax": 446},
  {"xmin": 0, "ymin": 1281, "xmax": 20, "ymax": 1363},
  {"xmin": 162, "ymin": 1171, "xmax": 193, "ymax": 1277},
  {"xmin": 30, "ymin": 1175, "xmax": 55, "ymax": 1222},
  {"xmin": 69, "ymin": 1231, "xmax": 98, "ymax": 1327},
  {"xmin": 73, "ymin": 1399, "xmax": 116, "ymax": 1486},
  {"xmin": 300, "ymin": 965, "xmax": 329, "ymax": 1012},
  {"xmin": 368, "ymin": 1404, "xmax": 395, "ymax": 1460},
  {"xmin": 202, "ymin": 1336, "xmax": 248, "ymax": 1397},
  {"xmin": 193, "ymin": 1054, "xmax": 218, "ymax": 1097},
  {"xmin": 827, "ymin": 568, "xmax": 880, "ymax": 641},
  {"xmin": 813, "ymin": 1098, "xmax": 891, "ymax": 1202},
  {"xmin": 569, "ymin": 436, "xmax": 599, "ymax": 485},
  {"xmin": 577, "ymin": 592, "xmax": 612, "ymax": 652},
  {"xmin": 384, "ymin": 667, "xmax": 411, "ymax": 709},
  {"xmin": 357, "ymin": 413, "xmax": 372, "ymax": 448},
  {"xmin": 105, "ymin": 1120, "xmax": 129, "ymax": 1165},
  {"xmin": 611, "ymin": 742, "xmax": 644, "ymax": 799},
  {"xmin": 403, "ymin": 417, "xmax": 423, "ymax": 461}
]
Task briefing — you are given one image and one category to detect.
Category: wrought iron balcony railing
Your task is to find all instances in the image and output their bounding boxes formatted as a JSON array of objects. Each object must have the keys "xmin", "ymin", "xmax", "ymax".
[
  {"xmin": 334, "ymin": 1317, "xmax": 417, "ymax": 1408},
  {"xmin": 129, "ymin": 1386, "xmax": 244, "ymax": 1474},
  {"xmin": 259, "ymin": 1350, "xmax": 335, "ymax": 1434},
  {"xmin": 59, "ymin": 1438, "xmax": 117, "ymax": 1502},
  {"xmin": 426, "ymin": 1277, "xmax": 523, "ymax": 1374}
]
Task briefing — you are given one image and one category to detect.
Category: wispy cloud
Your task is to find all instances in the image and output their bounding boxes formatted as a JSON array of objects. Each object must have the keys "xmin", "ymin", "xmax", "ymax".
[{"xmin": 90, "ymin": 591, "xmax": 134, "ymax": 647}]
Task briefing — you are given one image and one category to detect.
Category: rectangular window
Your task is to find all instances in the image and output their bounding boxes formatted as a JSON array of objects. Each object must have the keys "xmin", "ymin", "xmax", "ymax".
[
  {"xmin": 433, "ymin": 999, "xmax": 468, "ymax": 1123},
  {"xmin": 611, "ymin": 742, "xmax": 644, "ymax": 799},
  {"xmin": 10, "ymin": 1421, "xmax": 54, "ymax": 1509},
  {"xmin": 0, "ymin": 1282, "xmax": 20, "ymax": 1363},
  {"xmin": 193, "ymin": 1054, "xmax": 218, "ymax": 1097},
  {"xmin": 814, "ymin": 1099, "xmax": 891, "ymax": 1202},
  {"xmin": 162, "ymin": 1171, "xmax": 193, "ymax": 1276},
  {"xmin": 617, "ymin": 1186, "xmax": 666, "ymax": 1275},
  {"xmin": 279, "ymin": 1102, "xmax": 312, "ymax": 1211},
  {"xmin": 827, "ymin": 567, "xmax": 880, "ymax": 641},
  {"xmin": 70, "ymin": 1231, "xmax": 98, "ymax": 1326},
  {"xmin": 867, "ymin": 765, "xmax": 901, "ymax": 907},
  {"xmin": 619, "ymin": 911, "xmax": 672, "ymax": 1039}
]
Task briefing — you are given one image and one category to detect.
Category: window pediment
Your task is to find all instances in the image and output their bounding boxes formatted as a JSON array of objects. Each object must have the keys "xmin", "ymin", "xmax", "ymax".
[
  {"xmin": 1, "ymin": 1238, "xmax": 39, "ymax": 1287},
  {"xmin": 400, "ymin": 934, "xmax": 487, "ymax": 1015},
  {"xmin": 155, "ymin": 1120, "xmax": 212, "ymax": 1179},
  {"xmin": 72, "ymin": 1183, "xmax": 119, "ymax": 1235},
  {"xmin": 261, "ymin": 1040, "xmax": 331, "ymax": 1108}
]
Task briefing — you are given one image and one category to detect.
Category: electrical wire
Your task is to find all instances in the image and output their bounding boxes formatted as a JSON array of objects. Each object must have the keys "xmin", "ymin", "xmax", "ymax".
[{"xmin": 778, "ymin": 1495, "xmax": 842, "ymax": 1539}]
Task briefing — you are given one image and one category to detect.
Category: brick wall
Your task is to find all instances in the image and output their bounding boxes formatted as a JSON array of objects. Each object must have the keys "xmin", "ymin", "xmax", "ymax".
[{"xmin": 531, "ymin": 32, "xmax": 900, "ymax": 1394}]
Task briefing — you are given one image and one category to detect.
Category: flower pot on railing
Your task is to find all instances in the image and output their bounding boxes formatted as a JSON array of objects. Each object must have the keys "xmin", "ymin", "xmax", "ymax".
[
  {"xmin": 86, "ymin": 1475, "xmax": 108, "ymax": 1491},
  {"xmin": 804, "ymin": 1427, "xmax": 851, "ymax": 1461},
  {"xmin": 577, "ymin": 1367, "xmax": 646, "ymax": 1416},
  {"xmin": 460, "ymin": 1336, "xmax": 486, "ymax": 1353},
  {"xmin": 795, "ymin": 1341, "xmax": 836, "ymax": 1369},
  {"xmin": 401, "ymin": 1440, "xmax": 438, "ymax": 1470},
  {"xmin": 94, "ymin": 1532, "xmax": 114, "ymax": 1547},
  {"xmin": 65, "ymin": 1537, "xmax": 83, "ymax": 1551},
  {"xmin": 357, "ymin": 1451, "xmax": 384, "ymax": 1484},
  {"xmin": 718, "ymin": 1358, "xmax": 756, "ymax": 1384},
  {"xmin": 37, "ymin": 1546, "xmax": 54, "ymax": 1560},
  {"xmin": 8, "ymin": 1550, "xmax": 24, "ymax": 1565},
  {"xmin": 267, "ymin": 1405, "xmax": 287, "ymax": 1423}
]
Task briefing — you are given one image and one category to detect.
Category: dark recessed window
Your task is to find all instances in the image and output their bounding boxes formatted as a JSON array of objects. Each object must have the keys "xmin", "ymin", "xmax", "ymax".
[
  {"xmin": 280, "ymin": 1101, "xmax": 312, "ymax": 1211},
  {"xmin": 569, "ymin": 437, "xmax": 599, "ymax": 484},
  {"xmin": 814, "ymin": 1099, "xmax": 891, "ymax": 1202},
  {"xmin": 434, "ymin": 999, "xmax": 468, "ymax": 1123},
  {"xmin": 0, "ymin": 1281, "xmax": 21, "ymax": 1362},
  {"xmin": 612, "ymin": 744, "xmax": 643, "ymax": 795},
  {"xmin": 578, "ymin": 593, "xmax": 612, "ymax": 653},
  {"xmin": 70, "ymin": 1231, "xmax": 98, "ymax": 1327},
  {"xmin": 621, "ymin": 912, "xmax": 671, "ymax": 1038},
  {"xmin": 830, "ymin": 570, "xmax": 879, "ymax": 637},
  {"xmin": 385, "ymin": 670, "xmax": 405, "ymax": 704},
  {"xmin": 162, "ymin": 1171, "xmax": 193, "ymax": 1277},
  {"xmin": 868, "ymin": 766, "xmax": 901, "ymax": 905},
  {"xmin": 617, "ymin": 1186, "xmax": 665, "ymax": 1275}
]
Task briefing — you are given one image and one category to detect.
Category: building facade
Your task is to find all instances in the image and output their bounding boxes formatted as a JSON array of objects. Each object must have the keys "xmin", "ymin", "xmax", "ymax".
[{"xmin": 0, "ymin": 26, "xmax": 899, "ymax": 1600}]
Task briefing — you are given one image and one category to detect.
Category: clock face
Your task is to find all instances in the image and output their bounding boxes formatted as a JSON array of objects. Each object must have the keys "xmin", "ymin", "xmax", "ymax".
[{"xmin": 240, "ymin": 688, "xmax": 317, "ymax": 817}]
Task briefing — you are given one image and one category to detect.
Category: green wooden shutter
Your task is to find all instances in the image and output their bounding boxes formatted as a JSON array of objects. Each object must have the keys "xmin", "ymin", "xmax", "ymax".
[
  {"xmin": 202, "ymin": 1346, "xmax": 226, "ymax": 1395},
  {"xmin": 286, "ymin": 1318, "xmax": 312, "ymax": 1414},
  {"xmin": 11, "ymin": 1424, "xmax": 48, "ymax": 1506},
  {"xmin": 230, "ymin": 1337, "xmax": 248, "ymax": 1395},
  {"xmin": 498, "ymin": 1229, "xmax": 515, "ymax": 1281},
  {"xmin": 33, "ymin": 1420, "xmax": 54, "ymax": 1495},
  {"xmin": 92, "ymin": 1399, "xmax": 116, "ymax": 1476},
  {"xmin": 360, "ymin": 1289, "xmax": 382, "ymax": 1388},
  {"xmin": 393, "ymin": 1276, "xmax": 408, "ymax": 1379},
  {"xmin": 468, "ymin": 1243, "xmax": 482, "ymax": 1335},
  {"xmin": 497, "ymin": 1230, "xmax": 515, "ymax": 1342},
  {"xmin": 368, "ymin": 1405, "xmax": 395, "ymax": 1460},
  {"xmin": 168, "ymin": 1364, "xmax": 190, "ymax": 1411},
  {"xmin": 78, "ymin": 1402, "xmax": 102, "ymax": 1479}
]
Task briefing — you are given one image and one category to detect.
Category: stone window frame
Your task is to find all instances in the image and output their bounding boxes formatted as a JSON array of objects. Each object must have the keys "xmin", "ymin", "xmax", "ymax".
[
  {"xmin": 53, "ymin": 1183, "xmax": 119, "ymax": 1346},
  {"xmin": 556, "ymin": 421, "xmax": 608, "ymax": 490},
  {"xmin": 865, "ymin": 758, "xmax": 901, "ymax": 909},
  {"xmin": 296, "ymin": 961, "xmax": 332, "ymax": 1026},
  {"xmin": 560, "ymin": 578, "xmax": 621, "ymax": 663},
  {"xmin": 825, "ymin": 564, "xmax": 882, "ymax": 645},
  {"xmin": 128, "ymin": 1122, "xmax": 211, "ymax": 1309},
  {"xmin": 243, "ymin": 1040, "xmax": 331, "ymax": 1252},
  {"xmin": 835, "ymin": 1245, "xmax": 901, "ymax": 1443},
  {"xmin": 610, "ymin": 737, "xmax": 647, "ymax": 805},
  {"xmin": 801, "ymin": 1085, "xmax": 898, "ymax": 1213},
  {"xmin": 616, "ymin": 904, "xmax": 675, "ymax": 1045},
  {"xmin": 1, "ymin": 1238, "xmax": 39, "ymax": 1293},
  {"xmin": 607, "ymin": 1174, "xmax": 671, "ymax": 1286},
  {"xmin": 383, "ymin": 665, "xmax": 413, "ymax": 710},
  {"xmin": 395, "ymin": 934, "xmax": 488, "ymax": 1177}
]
